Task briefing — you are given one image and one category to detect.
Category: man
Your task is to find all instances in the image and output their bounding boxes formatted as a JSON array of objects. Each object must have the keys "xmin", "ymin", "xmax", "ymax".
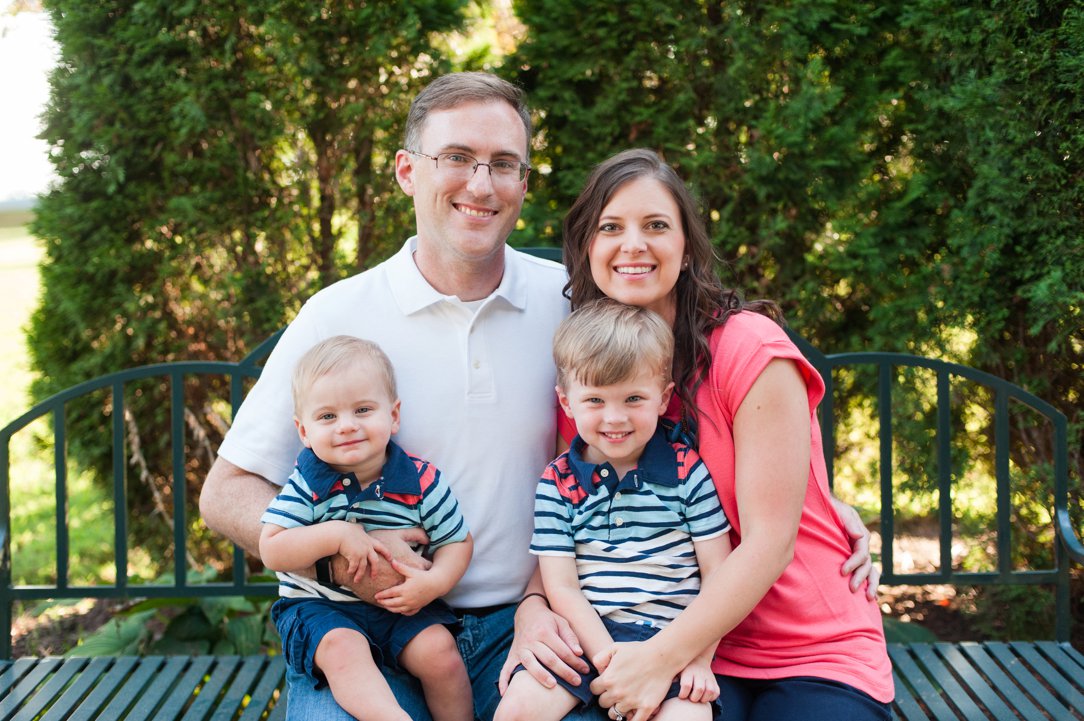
[
  {"xmin": 201, "ymin": 71, "xmax": 599, "ymax": 721},
  {"xmin": 201, "ymin": 71, "xmax": 877, "ymax": 720}
]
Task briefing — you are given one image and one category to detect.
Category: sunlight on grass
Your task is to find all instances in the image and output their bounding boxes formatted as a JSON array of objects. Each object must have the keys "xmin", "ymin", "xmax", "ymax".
[{"xmin": 2, "ymin": 214, "xmax": 117, "ymax": 587}]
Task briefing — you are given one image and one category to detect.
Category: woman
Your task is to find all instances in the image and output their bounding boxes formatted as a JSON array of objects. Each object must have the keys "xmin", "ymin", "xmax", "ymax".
[{"xmin": 561, "ymin": 149, "xmax": 893, "ymax": 721}]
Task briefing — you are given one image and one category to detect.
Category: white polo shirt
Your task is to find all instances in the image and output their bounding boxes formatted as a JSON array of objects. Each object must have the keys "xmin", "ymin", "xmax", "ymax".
[{"xmin": 218, "ymin": 237, "xmax": 570, "ymax": 607}]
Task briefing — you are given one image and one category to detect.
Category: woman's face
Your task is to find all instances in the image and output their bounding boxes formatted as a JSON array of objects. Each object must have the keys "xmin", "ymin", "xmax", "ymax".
[{"xmin": 588, "ymin": 176, "xmax": 685, "ymax": 325}]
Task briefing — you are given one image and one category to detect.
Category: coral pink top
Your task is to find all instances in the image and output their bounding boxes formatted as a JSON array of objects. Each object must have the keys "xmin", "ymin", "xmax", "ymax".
[{"xmin": 694, "ymin": 312, "xmax": 893, "ymax": 702}]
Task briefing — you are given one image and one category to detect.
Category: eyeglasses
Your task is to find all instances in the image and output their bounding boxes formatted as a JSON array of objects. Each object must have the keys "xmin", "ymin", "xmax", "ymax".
[{"xmin": 407, "ymin": 150, "xmax": 531, "ymax": 183}]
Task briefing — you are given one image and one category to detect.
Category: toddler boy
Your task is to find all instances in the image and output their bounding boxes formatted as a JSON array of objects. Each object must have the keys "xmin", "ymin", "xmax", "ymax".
[{"xmin": 260, "ymin": 335, "xmax": 473, "ymax": 721}]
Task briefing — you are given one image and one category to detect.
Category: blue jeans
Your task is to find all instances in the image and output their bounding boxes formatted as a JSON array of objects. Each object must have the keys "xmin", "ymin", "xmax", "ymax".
[
  {"xmin": 715, "ymin": 675, "xmax": 892, "ymax": 721},
  {"xmin": 284, "ymin": 604, "xmax": 608, "ymax": 720}
]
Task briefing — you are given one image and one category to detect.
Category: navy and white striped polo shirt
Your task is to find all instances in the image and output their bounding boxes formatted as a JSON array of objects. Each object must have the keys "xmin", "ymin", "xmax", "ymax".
[
  {"xmin": 530, "ymin": 427, "xmax": 730, "ymax": 626},
  {"xmin": 262, "ymin": 441, "xmax": 468, "ymax": 602}
]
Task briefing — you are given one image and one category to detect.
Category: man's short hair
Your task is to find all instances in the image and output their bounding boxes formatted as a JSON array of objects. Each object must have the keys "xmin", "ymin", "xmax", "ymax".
[
  {"xmin": 404, "ymin": 71, "xmax": 532, "ymax": 155},
  {"xmin": 292, "ymin": 335, "xmax": 398, "ymax": 415},
  {"xmin": 553, "ymin": 299, "xmax": 674, "ymax": 390}
]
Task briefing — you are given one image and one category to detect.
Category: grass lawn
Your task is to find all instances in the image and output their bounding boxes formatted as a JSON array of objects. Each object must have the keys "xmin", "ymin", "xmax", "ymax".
[{"xmin": 0, "ymin": 212, "xmax": 115, "ymax": 592}]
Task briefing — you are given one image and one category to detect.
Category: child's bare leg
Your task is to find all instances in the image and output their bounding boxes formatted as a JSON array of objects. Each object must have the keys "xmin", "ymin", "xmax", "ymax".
[
  {"xmin": 397, "ymin": 625, "xmax": 472, "ymax": 721},
  {"xmin": 492, "ymin": 670, "xmax": 579, "ymax": 721},
  {"xmin": 652, "ymin": 696, "xmax": 714, "ymax": 721},
  {"xmin": 314, "ymin": 628, "xmax": 409, "ymax": 721}
]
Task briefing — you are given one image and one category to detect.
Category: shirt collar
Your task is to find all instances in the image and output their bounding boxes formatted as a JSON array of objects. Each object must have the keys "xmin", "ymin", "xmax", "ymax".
[
  {"xmin": 386, "ymin": 236, "xmax": 528, "ymax": 316},
  {"xmin": 297, "ymin": 440, "xmax": 422, "ymax": 501},
  {"xmin": 567, "ymin": 426, "xmax": 681, "ymax": 495}
]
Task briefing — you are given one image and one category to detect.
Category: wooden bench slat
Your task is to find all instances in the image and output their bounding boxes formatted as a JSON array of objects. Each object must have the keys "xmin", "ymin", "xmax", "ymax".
[
  {"xmin": 955, "ymin": 643, "xmax": 1047, "ymax": 721},
  {"xmin": 1008, "ymin": 642, "xmax": 1084, "ymax": 717},
  {"xmin": 984, "ymin": 642, "xmax": 1076, "ymax": 720},
  {"xmin": 0, "ymin": 657, "xmax": 63, "ymax": 721},
  {"xmin": 8, "ymin": 657, "xmax": 88, "ymax": 721},
  {"xmin": 96, "ymin": 656, "xmax": 167, "ymax": 721},
  {"xmin": 888, "ymin": 644, "xmax": 962, "ymax": 720},
  {"xmin": 66, "ymin": 656, "xmax": 140, "ymax": 721},
  {"xmin": 38, "ymin": 657, "xmax": 115, "ymax": 721},
  {"xmin": 122, "ymin": 656, "xmax": 194, "ymax": 720},
  {"xmin": 0, "ymin": 658, "xmax": 45, "ymax": 703},
  {"xmin": 911, "ymin": 645, "xmax": 988, "ymax": 721},
  {"xmin": 932, "ymin": 644, "xmax": 1018, "ymax": 721},
  {"xmin": 180, "ymin": 656, "xmax": 242, "ymax": 721},
  {"xmin": 209, "ymin": 655, "xmax": 270, "ymax": 721},
  {"xmin": 236, "ymin": 656, "xmax": 285, "ymax": 721},
  {"xmin": 891, "ymin": 668, "xmax": 934, "ymax": 721},
  {"xmin": 153, "ymin": 656, "xmax": 216, "ymax": 721}
]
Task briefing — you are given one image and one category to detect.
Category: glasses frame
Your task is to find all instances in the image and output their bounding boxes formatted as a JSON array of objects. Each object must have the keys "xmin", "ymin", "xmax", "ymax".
[{"xmin": 406, "ymin": 150, "xmax": 531, "ymax": 183}]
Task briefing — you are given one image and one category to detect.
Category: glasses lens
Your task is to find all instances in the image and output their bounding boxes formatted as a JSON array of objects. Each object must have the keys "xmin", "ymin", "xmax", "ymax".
[{"xmin": 436, "ymin": 153, "xmax": 527, "ymax": 182}]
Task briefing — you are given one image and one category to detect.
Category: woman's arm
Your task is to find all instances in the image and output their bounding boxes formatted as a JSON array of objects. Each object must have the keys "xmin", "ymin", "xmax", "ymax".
[{"xmin": 593, "ymin": 359, "xmax": 810, "ymax": 719}]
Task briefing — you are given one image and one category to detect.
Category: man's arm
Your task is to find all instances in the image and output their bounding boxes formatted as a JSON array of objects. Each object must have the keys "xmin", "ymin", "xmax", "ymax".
[{"xmin": 201, "ymin": 457, "xmax": 276, "ymax": 557}]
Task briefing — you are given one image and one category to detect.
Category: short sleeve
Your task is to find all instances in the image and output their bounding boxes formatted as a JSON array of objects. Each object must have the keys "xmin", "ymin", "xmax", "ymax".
[
  {"xmin": 529, "ymin": 464, "xmax": 576, "ymax": 557},
  {"xmin": 418, "ymin": 466, "xmax": 469, "ymax": 549},
  {"xmin": 260, "ymin": 468, "xmax": 318, "ymax": 529}
]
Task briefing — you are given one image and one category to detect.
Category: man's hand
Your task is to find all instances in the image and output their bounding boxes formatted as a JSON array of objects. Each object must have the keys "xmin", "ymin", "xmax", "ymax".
[
  {"xmin": 336, "ymin": 523, "xmax": 394, "ymax": 584},
  {"xmin": 497, "ymin": 596, "xmax": 590, "ymax": 694},
  {"xmin": 831, "ymin": 495, "xmax": 881, "ymax": 600},
  {"xmin": 331, "ymin": 528, "xmax": 431, "ymax": 602}
]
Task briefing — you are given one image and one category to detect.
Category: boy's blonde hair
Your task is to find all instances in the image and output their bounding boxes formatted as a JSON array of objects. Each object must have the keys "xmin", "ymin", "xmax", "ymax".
[
  {"xmin": 292, "ymin": 335, "xmax": 398, "ymax": 415},
  {"xmin": 553, "ymin": 299, "xmax": 674, "ymax": 389}
]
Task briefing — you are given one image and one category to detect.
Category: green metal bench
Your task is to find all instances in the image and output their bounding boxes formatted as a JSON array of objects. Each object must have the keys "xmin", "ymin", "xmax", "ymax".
[{"xmin": 0, "ymin": 245, "xmax": 1081, "ymax": 719}]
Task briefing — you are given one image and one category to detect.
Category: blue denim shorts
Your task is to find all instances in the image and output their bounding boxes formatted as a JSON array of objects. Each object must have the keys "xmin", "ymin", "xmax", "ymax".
[
  {"xmin": 271, "ymin": 596, "xmax": 456, "ymax": 689},
  {"xmin": 514, "ymin": 616, "xmax": 721, "ymax": 714}
]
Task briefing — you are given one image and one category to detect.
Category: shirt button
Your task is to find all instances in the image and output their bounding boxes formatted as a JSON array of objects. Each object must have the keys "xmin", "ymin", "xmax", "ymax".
[
  {"xmin": 599, "ymin": 469, "xmax": 609, "ymax": 477},
  {"xmin": 615, "ymin": 517, "xmax": 624, "ymax": 526},
  {"xmin": 473, "ymin": 360, "xmax": 481, "ymax": 369},
  {"xmin": 614, "ymin": 492, "xmax": 622, "ymax": 500},
  {"xmin": 342, "ymin": 478, "xmax": 351, "ymax": 486}
]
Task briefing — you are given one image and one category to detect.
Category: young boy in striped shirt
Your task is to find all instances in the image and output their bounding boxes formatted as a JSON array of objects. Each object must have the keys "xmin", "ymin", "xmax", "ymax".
[
  {"xmin": 496, "ymin": 299, "xmax": 733, "ymax": 721},
  {"xmin": 260, "ymin": 335, "xmax": 473, "ymax": 721}
]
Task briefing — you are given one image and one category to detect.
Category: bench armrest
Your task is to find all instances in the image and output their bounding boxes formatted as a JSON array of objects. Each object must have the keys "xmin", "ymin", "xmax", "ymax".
[{"xmin": 1055, "ymin": 507, "xmax": 1084, "ymax": 564}]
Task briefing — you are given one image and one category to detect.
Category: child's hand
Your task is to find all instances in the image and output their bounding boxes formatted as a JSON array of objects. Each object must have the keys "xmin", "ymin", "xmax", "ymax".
[
  {"xmin": 677, "ymin": 657, "xmax": 719, "ymax": 704},
  {"xmin": 336, "ymin": 522, "xmax": 393, "ymax": 584},
  {"xmin": 372, "ymin": 559, "xmax": 442, "ymax": 615}
]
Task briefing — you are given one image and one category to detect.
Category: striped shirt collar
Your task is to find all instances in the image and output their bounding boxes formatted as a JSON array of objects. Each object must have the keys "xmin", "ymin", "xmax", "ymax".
[
  {"xmin": 296, "ymin": 441, "xmax": 421, "ymax": 501},
  {"xmin": 568, "ymin": 426, "xmax": 681, "ymax": 495}
]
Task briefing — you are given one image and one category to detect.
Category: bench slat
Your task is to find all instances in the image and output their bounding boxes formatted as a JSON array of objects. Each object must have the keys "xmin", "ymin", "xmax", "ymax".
[
  {"xmin": 96, "ymin": 656, "xmax": 166, "ymax": 721},
  {"xmin": 889, "ymin": 645, "xmax": 961, "ymax": 719},
  {"xmin": 124, "ymin": 657, "xmax": 193, "ymax": 720},
  {"xmin": 956, "ymin": 643, "xmax": 1047, "ymax": 721},
  {"xmin": 0, "ymin": 657, "xmax": 64, "ymax": 721},
  {"xmin": 1008, "ymin": 642, "xmax": 1084, "ymax": 716},
  {"xmin": 985, "ymin": 642, "xmax": 1076, "ymax": 721},
  {"xmin": 891, "ymin": 668, "xmax": 934, "ymax": 721},
  {"xmin": 9, "ymin": 657, "xmax": 88, "ymax": 721},
  {"xmin": 236, "ymin": 656, "xmax": 285, "ymax": 721},
  {"xmin": 932, "ymin": 644, "xmax": 1016, "ymax": 721},
  {"xmin": 66, "ymin": 656, "xmax": 140, "ymax": 721},
  {"xmin": 38, "ymin": 657, "xmax": 115, "ymax": 721},
  {"xmin": 154, "ymin": 656, "xmax": 216, "ymax": 721},
  {"xmin": 181, "ymin": 656, "xmax": 242, "ymax": 721},
  {"xmin": 911, "ymin": 644, "xmax": 988, "ymax": 721}
]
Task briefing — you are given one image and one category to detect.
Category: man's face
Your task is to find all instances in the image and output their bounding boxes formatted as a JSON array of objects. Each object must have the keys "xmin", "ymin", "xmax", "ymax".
[{"xmin": 396, "ymin": 100, "xmax": 529, "ymax": 268}]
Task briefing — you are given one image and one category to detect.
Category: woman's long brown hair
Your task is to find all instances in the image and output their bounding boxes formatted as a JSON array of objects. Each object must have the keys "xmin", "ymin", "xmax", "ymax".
[{"xmin": 562, "ymin": 149, "xmax": 781, "ymax": 443}]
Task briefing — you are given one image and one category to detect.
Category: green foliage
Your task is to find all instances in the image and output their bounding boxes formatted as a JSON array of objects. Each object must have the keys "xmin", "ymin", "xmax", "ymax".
[
  {"xmin": 30, "ymin": 0, "xmax": 469, "ymax": 575},
  {"xmin": 510, "ymin": 0, "xmax": 1082, "ymax": 568},
  {"xmin": 67, "ymin": 594, "xmax": 278, "ymax": 657},
  {"xmin": 972, "ymin": 585, "xmax": 1056, "ymax": 641}
]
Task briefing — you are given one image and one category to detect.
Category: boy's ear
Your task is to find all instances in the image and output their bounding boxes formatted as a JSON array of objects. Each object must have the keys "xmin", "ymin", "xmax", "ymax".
[
  {"xmin": 555, "ymin": 385, "xmax": 575, "ymax": 419},
  {"xmin": 658, "ymin": 381, "xmax": 676, "ymax": 415},
  {"xmin": 294, "ymin": 417, "xmax": 313, "ymax": 448},
  {"xmin": 390, "ymin": 399, "xmax": 402, "ymax": 435}
]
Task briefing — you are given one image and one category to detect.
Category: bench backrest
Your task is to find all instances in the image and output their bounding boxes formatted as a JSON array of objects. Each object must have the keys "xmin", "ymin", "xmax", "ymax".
[{"xmin": 0, "ymin": 246, "xmax": 1078, "ymax": 659}]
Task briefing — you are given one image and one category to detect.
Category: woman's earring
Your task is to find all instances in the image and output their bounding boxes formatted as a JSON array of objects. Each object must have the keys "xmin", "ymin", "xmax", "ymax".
[{"xmin": 681, "ymin": 258, "xmax": 689, "ymax": 271}]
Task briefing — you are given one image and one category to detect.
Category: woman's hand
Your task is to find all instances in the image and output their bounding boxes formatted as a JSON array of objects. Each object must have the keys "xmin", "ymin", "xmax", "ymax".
[
  {"xmin": 497, "ymin": 596, "xmax": 590, "ymax": 694},
  {"xmin": 591, "ymin": 641, "xmax": 674, "ymax": 721},
  {"xmin": 831, "ymin": 495, "xmax": 881, "ymax": 600}
]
